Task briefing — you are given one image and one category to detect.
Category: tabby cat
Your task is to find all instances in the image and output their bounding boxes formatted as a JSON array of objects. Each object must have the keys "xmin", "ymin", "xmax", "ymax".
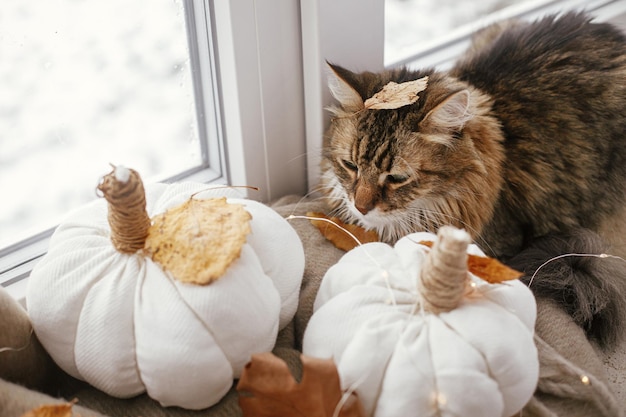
[{"xmin": 320, "ymin": 12, "xmax": 626, "ymax": 261}]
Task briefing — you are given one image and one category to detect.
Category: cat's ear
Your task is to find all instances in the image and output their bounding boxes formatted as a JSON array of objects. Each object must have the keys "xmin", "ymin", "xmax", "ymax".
[
  {"xmin": 422, "ymin": 89, "xmax": 473, "ymax": 134},
  {"xmin": 326, "ymin": 62, "xmax": 365, "ymax": 112}
]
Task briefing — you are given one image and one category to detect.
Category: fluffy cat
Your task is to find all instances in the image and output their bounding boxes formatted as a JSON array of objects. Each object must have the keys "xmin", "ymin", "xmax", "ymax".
[{"xmin": 320, "ymin": 12, "xmax": 626, "ymax": 261}]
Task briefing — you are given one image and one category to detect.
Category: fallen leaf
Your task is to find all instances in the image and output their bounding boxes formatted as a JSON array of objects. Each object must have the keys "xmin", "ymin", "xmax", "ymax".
[
  {"xmin": 418, "ymin": 240, "xmax": 523, "ymax": 284},
  {"xmin": 20, "ymin": 402, "xmax": 75, "ymax": 417},
  {"xmin": 237, "ymin": 352, "xmax": 365, "ymax": 417},
  {"xmin": 307, "ymin": 212, "xmax": 379, "ymax": 251},
  {"xmin": 467, "ymin": 255, "xmax": 523, "ymax": 283},
  {"xmin": 364, "ymin": 76, "xmax": 429, "ymax": 110},
  {"xmin": 145, "ymin": 197, "xmax": 251, "ymax": 285}
]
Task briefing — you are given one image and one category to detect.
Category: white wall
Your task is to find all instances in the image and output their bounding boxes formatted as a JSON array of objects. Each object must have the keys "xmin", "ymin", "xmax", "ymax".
[{"xmin": 213, "ymin": 0, "xmax": 309, "ymax": 202}]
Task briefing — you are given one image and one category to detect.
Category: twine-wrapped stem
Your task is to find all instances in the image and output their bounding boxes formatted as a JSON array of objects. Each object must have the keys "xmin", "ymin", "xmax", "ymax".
[
  {"xmin": 97, "ymin": 166, "xmax": 151, "ymax": 254},
  {"xmin": 419, "ymin": 226, "xmax": 471, "ymax": 314}
]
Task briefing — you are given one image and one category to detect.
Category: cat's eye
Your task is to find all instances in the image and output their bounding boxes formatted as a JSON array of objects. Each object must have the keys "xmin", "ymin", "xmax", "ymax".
[
  {"xmin": 341, "ymin": 159, "xmax": 358, "ymax": 172},
  {"xmin": 386, "ymin": 174, "xmax": 410, "ymax": 185}
]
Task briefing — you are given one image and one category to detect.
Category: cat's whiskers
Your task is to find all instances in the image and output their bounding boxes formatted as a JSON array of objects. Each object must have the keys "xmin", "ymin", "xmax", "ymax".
[
  {"xmin": 284, "ymin": 152, "xmax": 310, "ymax": 166},
  {"xmin": 329, "ymin": 203, "xmax": 354, "ymax": 224},
  {"xmin": 410, "ymin": 203, "xmax": 495, "ymax": 255},
  {"xmin": 285, "ymin": 181, "xmax": 355, "ymax": 225},
  {"xmin": 305, "ymin": 188, "xmax": 339, "ymax": 204},
  {"xmin": 399, "ymin": 210, "xmax": 437, "ymax": 237},
  {"xmin": 313, "ymin": 182, "xmax": 352, "ymax": 218},
  {"xmin": 318, "ymin": 173, "xmax": 353, "ymax": 209}
]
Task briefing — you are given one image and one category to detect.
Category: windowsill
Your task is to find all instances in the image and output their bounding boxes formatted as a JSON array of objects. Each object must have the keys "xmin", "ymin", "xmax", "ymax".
[{"xmin": 5, "ymin": 276, "xmax": 29, "ymax": 307}]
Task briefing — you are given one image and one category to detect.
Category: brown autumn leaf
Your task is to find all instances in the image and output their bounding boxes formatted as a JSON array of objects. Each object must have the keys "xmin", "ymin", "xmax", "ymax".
[
  {"xmin": 364, "ymin": 76, "xmax": 429, "ymax": 110},
  {"xmin": 145, "ymin": 197, "xmax": 252, "ymax": 285},
  {"xmin": 307, "ymin": 212, "xmax": 379, "ymax": 252},
  {"xmin": 237, "ymin": 352, "xmax": 365, "ymax": 417},
  {"xmin": 418, "ymin": 240, "xmax": 523, "ymax": 284},
  {"xmin": 466, "ymin": 255, "xmax": 524, "ymax": 283},
  {"xmin": 20, "ymin": 402, "xmax": 75, "ymax": 417}
]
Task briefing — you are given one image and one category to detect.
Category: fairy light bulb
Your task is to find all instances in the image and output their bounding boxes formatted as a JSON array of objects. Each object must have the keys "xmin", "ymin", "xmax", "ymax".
[
  {"xmin": 581, "ymin": 375, "xmax": 590, "ymax": 385},
  {"xmin": 528, "ymin": 252, "xmax": 625, "ymax": 288},
  {"xmin": 431, "ymin": 391, "xmax": 447, "ymax": 408}
]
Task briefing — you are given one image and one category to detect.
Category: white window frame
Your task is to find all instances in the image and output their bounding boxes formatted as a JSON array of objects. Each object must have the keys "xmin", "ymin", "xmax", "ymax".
[
  {"xmin": 213, "ymin": 0, "xmax": 308, "ymax": 202},
  {"xmin": 1, "ymin": 0, "xmax": 230, "ymax": 300},
  {"xmin": 1, "ymin": 0, "xmax": 311, "ymax": 302}
]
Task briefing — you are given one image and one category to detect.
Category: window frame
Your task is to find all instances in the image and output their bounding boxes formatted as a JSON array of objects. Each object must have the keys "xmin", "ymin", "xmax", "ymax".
[
  {"xmin": 388, "ymin": 0, "xmax": 626, "ymax": 70},
  {"xmin": 0, "ymin": 0, "xmax": 229, "ymax": 301},
  {"xmin": 1, "ymin": 0, "xmax": 312, "ymax": 302},
  {"xmin": 212, "ymin": 0, "xmax": 308, "ymax": 203}
]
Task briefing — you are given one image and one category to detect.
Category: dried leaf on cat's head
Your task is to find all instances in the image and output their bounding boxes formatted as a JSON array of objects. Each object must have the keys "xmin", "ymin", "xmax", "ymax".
[{"xmin": 364, "ymin": 76, "xmax": 428, "ymax": 110}]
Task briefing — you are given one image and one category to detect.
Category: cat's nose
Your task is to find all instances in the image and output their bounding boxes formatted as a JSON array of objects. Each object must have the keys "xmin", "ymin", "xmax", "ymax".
[
  {"xmin": 354, "ymin": 184, "xmax": 377, "ymax": 215},
  {"xmin": 355, "ymin": 202, "xmax": 373, "ymax": 215}
]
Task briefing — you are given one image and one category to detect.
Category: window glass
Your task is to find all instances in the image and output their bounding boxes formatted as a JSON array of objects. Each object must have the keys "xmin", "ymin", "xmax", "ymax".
[
  {"xmin": 0, "ymin": 0, "xmax": 203, "ymax": 250},
  {"xmin": 385, "ymin": 0, "xmax": 525, "ymax": 64}
]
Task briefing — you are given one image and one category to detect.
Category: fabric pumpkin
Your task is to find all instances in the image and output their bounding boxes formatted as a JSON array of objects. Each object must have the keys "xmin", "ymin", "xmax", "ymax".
[
  {"xmin": 303, "ymin": 226, "xmax": 538, "ymax": 417},
  {"xmin": 26, "ymin": 167, "xmax": 305, "ymax": 410}
]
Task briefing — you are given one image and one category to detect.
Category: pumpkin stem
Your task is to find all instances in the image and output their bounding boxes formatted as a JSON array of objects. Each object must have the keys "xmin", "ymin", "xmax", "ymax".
[
  {"xmin": 97, "ymin": 165, "xmax": 151, "ymax": 254},
  {"xmin": 419, "ymin": 226, "xmax": 470, "ymax": 314}
]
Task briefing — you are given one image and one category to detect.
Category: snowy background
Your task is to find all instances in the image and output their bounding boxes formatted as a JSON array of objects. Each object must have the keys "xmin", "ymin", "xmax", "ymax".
[
  {"xmin": 0, "ymin": 0, "xmax": 199, "ymax": 249},
  {"xmin": 0, "ymin": 0, "xmax": 522, "ymax": 250},
  {"xmin": 385, "ymin": 0, "xmax": 520, "ymax": 63}
]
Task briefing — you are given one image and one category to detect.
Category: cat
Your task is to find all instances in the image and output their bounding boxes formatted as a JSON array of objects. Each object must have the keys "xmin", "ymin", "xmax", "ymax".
[{"xmin": 320, "ymin": 11, "xmax": 626, "ymax": 262}]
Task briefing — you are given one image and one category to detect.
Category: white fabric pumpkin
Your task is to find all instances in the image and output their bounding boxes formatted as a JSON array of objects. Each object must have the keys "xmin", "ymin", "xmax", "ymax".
[
  {"xmin": 27, "ymin": 177, "xmax": 304, "ymax": 410},
  {"xmin": 303, "ymin": 227, "xmax": 538, "ymax": 417}
]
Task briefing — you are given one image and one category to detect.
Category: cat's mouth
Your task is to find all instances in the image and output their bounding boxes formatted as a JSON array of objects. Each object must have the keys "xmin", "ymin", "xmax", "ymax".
[
  {"xmin": 322, "ymin": 173, "xmax": 431, "ymax": 242},
  {"xmin": 344, "ymin": 196, "xmax": 449, "ymax": 243},
  {"xmin": 347, "ymin": 202, "xmax": 385, "ymax": 228},
  {"xmin": 345, "ymin": 201, "xmax": 409, "ymax": 242}
]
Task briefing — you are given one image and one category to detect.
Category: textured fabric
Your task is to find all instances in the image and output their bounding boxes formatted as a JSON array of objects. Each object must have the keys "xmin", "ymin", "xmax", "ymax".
[
  {"xmin": 0, "ymin": 287, "xmax": 55, "ymax": 392},
  {"xmin": 0, "ymin": 379, "xmax": 108, "ymax": 417},
  {"xmin": 526, "ymin": 300, "xmax": 625, "ymax": 417},
  {"xmin": 302, "ymin": 232, "xmax": 538, "ymax": 417},
  {"xmin": 1, "ymin": 196, "xmax": 625, "ymax": 417},
  {"xmin": 25, "ymin": 184, "xmax": 304, "ymax": 410}
]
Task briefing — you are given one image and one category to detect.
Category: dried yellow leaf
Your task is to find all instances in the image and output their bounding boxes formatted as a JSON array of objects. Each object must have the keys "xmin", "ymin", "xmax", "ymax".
[
  {"xmin": 145, "ymin": 197, "xmax": 252, "ymax": 285},
  {"xmin": 467, "ymin": 255, "xmax": 524, "ymax": 284},
  {"xmin": 419, "ymin": 240, "xmax": 523, "ymax": 284},
  {"xmin": 364, "ymin": 76, "xmax": 428, "ymax": 110},
  {"xmin": 307, "ymin": 212, "xmax": 379, "ymax": 252},
  {"xmin": 20, "ymin": 402, "xmax": 75, "ymax": 417}
]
